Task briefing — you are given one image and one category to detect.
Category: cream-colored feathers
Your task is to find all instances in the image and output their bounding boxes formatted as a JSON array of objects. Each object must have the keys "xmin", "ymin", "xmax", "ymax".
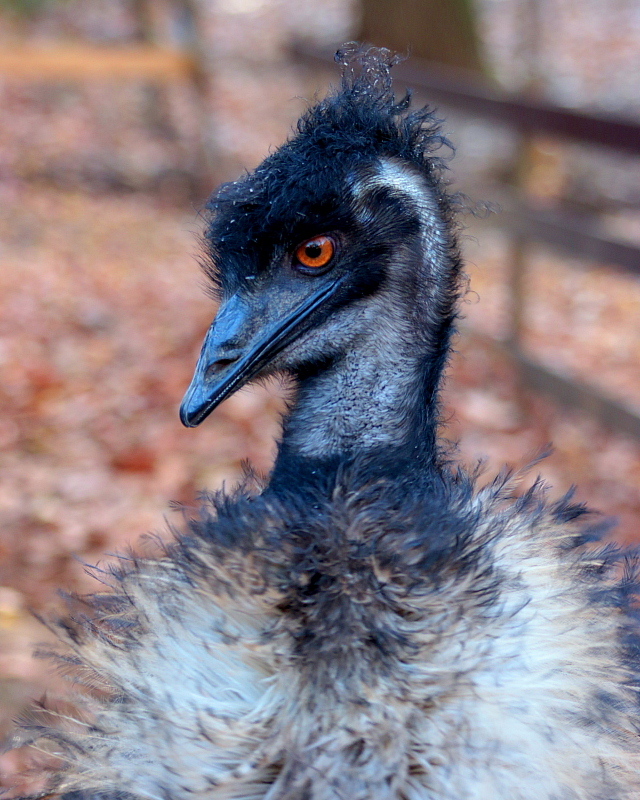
[{"xmin": 28, "ymin": 474, "xmax": 640, "ymax": 800}]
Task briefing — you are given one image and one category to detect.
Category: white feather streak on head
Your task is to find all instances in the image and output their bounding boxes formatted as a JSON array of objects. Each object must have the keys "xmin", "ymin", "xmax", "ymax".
[{"xmin": 351, "ymin": 157, "xmax": 449, "ymax": 300}]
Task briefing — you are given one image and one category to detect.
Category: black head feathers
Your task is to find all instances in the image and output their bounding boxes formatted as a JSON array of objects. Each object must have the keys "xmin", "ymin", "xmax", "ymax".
[
  {"xmin": 202, "ymin": 45, "xmax": 453, "ymax": 297},
  {"xmin": 298, "ymin": 43, "xmax": 451, "ymax": 172}
]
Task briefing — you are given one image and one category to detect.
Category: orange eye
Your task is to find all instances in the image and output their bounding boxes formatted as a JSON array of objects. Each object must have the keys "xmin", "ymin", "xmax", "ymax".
[{"xmin": 295, "ymin": 235, "xmax": 335, "ymax": 270}]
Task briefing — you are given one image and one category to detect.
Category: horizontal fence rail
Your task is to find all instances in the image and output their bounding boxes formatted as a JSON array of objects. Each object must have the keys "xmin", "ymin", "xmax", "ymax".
[
  {"xmin": 294, "ymin": 44, "xmax": 640, "ymax": 437},
  {"xmin": 505, "ymin": 205, "xmax": 640, "ymax": 276},
  {"xmin": 0, "ymin": 45, "xmax": 198, "ymax": 80},
  {"xmin": 294, "ymin": 45, "xmax": 640, "ymax": 156},
  {"xmin": 0, "ymin": 0, "xmax": 215, "ymax": 187}
]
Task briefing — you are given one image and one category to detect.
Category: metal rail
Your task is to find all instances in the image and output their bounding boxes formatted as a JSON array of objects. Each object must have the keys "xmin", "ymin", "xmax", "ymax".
[{"xmin": 294, "ymin": 44, "xmax": 640, "ymax": 437}]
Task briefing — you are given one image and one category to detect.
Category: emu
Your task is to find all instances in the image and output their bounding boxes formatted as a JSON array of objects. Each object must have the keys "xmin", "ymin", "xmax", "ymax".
[{"xmin": 16, "ymin": 46, "xmax": 640, "ymax": 800}]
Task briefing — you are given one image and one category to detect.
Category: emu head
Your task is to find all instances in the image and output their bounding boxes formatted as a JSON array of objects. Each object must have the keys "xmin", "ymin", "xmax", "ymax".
[{"xmin": 180, "ymin": 45, "xmax": 462, "ymax": 430}]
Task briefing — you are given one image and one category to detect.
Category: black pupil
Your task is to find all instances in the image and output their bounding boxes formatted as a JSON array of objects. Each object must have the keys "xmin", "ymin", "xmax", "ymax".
[{"xmin": 305, "ymin": 242, "xmax": 323, "ymax": 260}]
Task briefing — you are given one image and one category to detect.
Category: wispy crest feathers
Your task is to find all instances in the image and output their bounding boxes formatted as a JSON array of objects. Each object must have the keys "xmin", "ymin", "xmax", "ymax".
[{"xmin": 294, "ymin": 43, "xmax": 452, "ymax": 173}]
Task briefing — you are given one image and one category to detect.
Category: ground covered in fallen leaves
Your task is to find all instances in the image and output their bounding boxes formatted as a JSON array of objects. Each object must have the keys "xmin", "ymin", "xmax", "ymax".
[{"xmin": 2, "ymin": 0, "xmax": 640, "ymax": 789}]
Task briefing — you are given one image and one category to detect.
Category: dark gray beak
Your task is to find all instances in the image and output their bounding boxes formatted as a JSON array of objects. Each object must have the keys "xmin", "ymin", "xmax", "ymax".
[{"xmin": 180, "ymin": 280, "xmax": 340, "ymax": 427}]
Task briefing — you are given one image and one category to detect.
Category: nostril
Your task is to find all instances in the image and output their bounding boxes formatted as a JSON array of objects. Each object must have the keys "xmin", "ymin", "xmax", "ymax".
[{"xmin": 204, "ymin": 358, "xmax": 238, "ymax": 381}]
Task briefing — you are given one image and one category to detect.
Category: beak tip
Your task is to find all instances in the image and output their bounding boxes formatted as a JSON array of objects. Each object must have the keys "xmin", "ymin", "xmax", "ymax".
[{"xmin": 179, "ymin": 399, "xmax": 200, "ymax": 428}]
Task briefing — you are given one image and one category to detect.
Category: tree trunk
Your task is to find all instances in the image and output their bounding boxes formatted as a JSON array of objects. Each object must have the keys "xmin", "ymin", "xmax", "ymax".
[{"xmin": 360, "ymin": 0, "xmax": 485, "ymax": 75}]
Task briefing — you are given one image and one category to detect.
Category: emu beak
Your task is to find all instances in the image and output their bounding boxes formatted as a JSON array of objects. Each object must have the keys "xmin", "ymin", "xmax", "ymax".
[{"xmin": 180, "ymin": 280, "xmax": 340, "ymax": 427}]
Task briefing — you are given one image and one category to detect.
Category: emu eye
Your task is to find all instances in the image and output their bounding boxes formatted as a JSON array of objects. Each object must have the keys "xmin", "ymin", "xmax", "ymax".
[{"xmin": 294, "ymin": 235, "xmax": 335, "ymax": 272}]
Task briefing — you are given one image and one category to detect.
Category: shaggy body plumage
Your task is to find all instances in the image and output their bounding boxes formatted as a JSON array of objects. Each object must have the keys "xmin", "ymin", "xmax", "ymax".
[{"xmin": 16, "ymin": 46, "xmax": 640, "ymax": 799}]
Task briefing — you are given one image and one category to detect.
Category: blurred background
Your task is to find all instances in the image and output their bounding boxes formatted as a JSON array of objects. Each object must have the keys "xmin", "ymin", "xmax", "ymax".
[{"xmin": 1, "ymin": 0, "xmax": 640, "ymax": 786}]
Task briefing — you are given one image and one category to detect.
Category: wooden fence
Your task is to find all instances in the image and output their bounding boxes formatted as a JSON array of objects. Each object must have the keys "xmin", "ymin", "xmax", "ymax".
[
  {"xmin": 0, "ymin": 44, "xmax": 196, "ymax": 80},
  {"xmin": 0, "ymin": 0, "xmax": 214, "ymax": 188}
]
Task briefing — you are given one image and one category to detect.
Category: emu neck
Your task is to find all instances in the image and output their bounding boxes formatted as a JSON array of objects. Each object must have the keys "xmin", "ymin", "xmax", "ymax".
[
  {"xmin": 272, "ymin": 333, "xmax": 442, "ymax": 483},
  {"xmin": 269, "ymin": 160, "xmax": 459, "ymax": 485}
]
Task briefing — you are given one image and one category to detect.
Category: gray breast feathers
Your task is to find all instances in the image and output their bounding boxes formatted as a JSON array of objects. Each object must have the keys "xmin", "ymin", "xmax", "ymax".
[{"xmin": 21, "ymin": 467, "xmax": 640, "ymax": 800}]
